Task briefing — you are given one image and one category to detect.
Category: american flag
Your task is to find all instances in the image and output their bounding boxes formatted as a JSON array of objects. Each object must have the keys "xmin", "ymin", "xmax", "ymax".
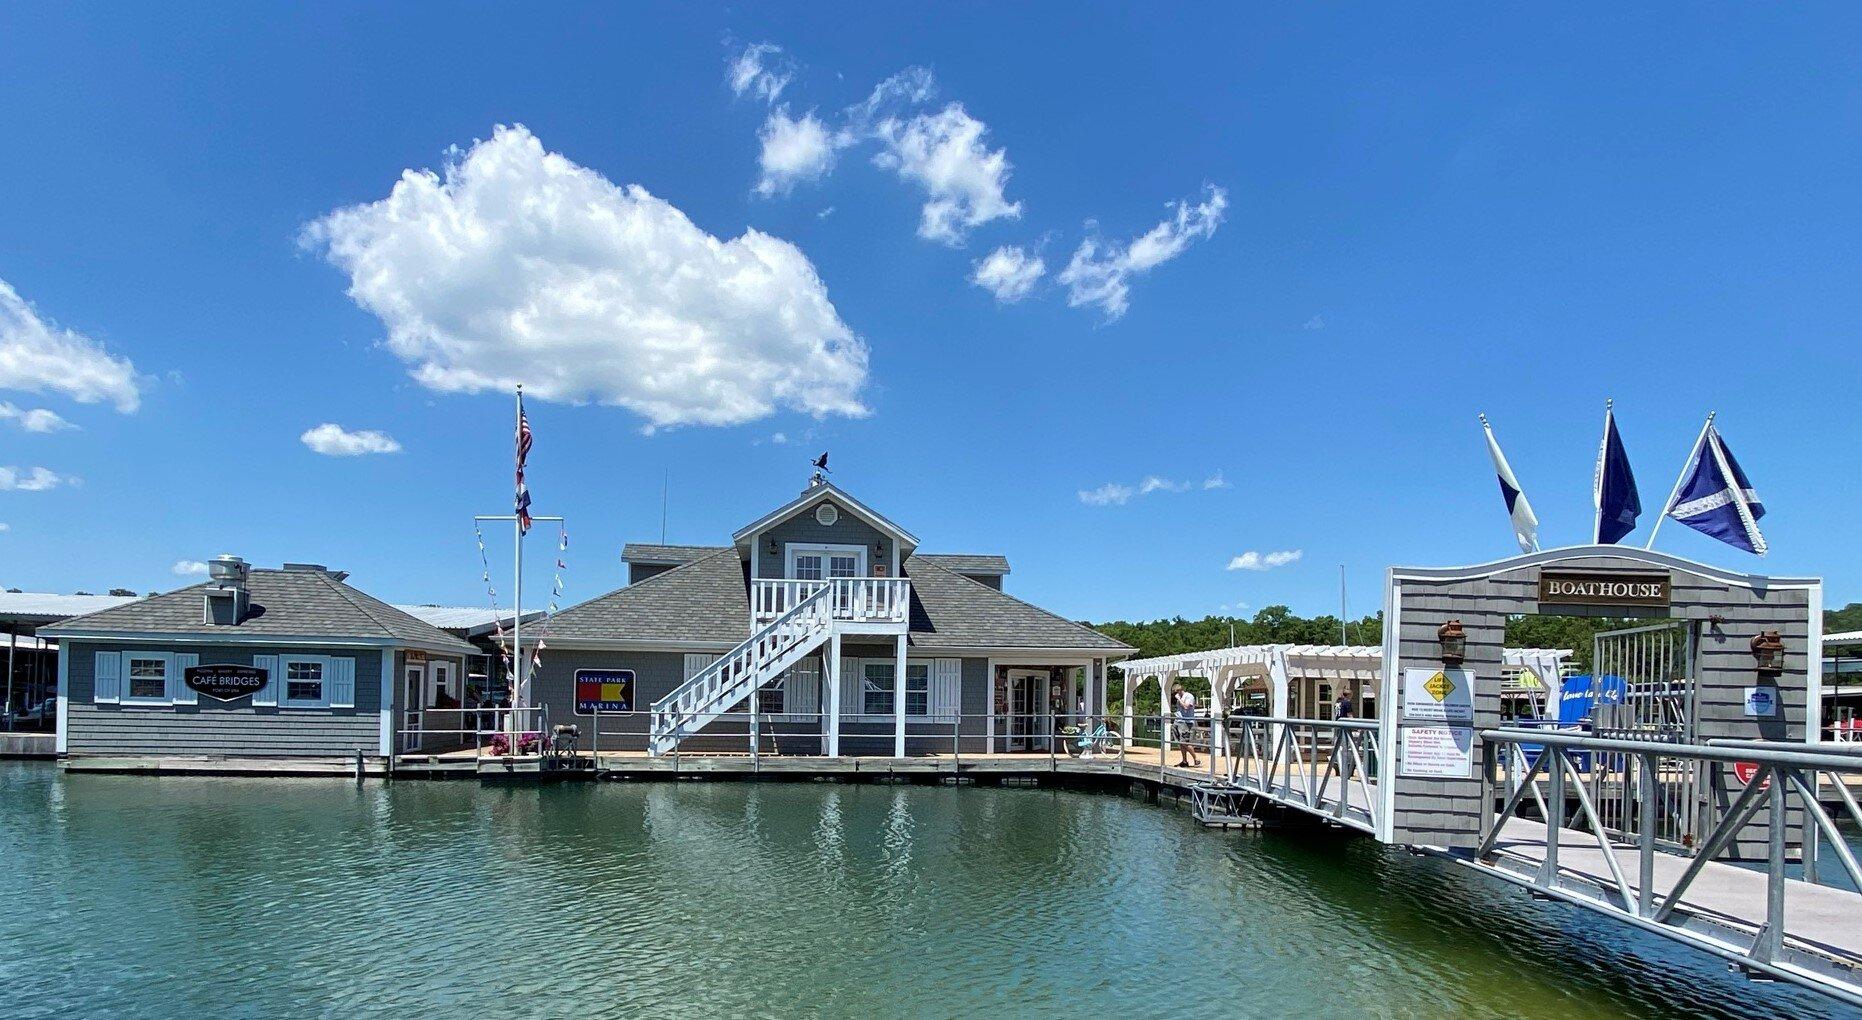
[{"xmin": 515, "ymin": 393, "xmax": 534, "ymax": 535}]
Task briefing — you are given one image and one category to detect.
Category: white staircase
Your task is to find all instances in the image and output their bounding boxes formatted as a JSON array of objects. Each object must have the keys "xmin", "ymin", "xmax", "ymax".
[{"xmin": 648, "ymin": 584, "xmax": 836, "ymax": 755}]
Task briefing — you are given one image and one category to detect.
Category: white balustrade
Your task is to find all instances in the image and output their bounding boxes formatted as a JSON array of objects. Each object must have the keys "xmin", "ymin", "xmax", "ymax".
[{"xmin": 751, "ymin": 577, "xmax": 910, "ymax": 625}]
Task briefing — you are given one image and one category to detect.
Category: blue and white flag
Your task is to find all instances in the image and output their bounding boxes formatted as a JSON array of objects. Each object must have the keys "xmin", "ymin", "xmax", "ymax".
[
  {"xmin": 1667, "ymin": 424, "xmax": 1766, "ymax": 555},
  {"xmin": 1592, "ymin": 403, "xmax": 1641, "ymax": 544},
  {"xmin": 1481, "ymin": 415, "xmax": 1539, "ymax": 554}
]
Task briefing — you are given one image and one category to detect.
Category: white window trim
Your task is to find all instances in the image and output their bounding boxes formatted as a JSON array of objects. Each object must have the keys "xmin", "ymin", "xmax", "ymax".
[
  {"xmin": 280, "ymin": 655, "xmax": 333, "ymax": 710},
  {"xmin": 785, "ymin": 542, "xmax": 867, "ymax": 580},
  {"xmin": 847, "ymin": 659, "xmax": 936, "ymax": 722},
  {"xmin": 121, "ymin": 651, "xmax": 175, "ymax": 707},
  {"xmin": 428, "ymin": 661, "xmax": 458, "ymax": 708}
]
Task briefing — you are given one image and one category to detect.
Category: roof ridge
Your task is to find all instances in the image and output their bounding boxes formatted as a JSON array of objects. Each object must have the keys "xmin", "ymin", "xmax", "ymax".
[{"xmin": 905, "ymin": 555, "xmax": 1129, "ymax": 649}]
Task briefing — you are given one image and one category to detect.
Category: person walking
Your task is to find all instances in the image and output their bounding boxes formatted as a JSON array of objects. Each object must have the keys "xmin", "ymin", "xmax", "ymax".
[{"xmin": 1173, "ymin": 684, "xmax": 1200, "ymax": 768}]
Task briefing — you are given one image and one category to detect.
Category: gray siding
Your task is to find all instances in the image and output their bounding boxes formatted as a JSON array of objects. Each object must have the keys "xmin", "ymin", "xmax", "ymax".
[
  {"xmin": 754, "ymin": 512, "xmax": 893, "ymax": 579},
  {"xmin": 628, "ymin": 563, "xmax": 676, "ymax": 585},
  {"xmin": 533, "ymin": 647, "xmax": 992, "ymax": 754},
  {"xmin": 1388, "ymin": 554, "xmax": 1813, "ymax": 859},
  {"xmin": 65, "ymin": 640, "xmax": 384, "ymax": 758}
]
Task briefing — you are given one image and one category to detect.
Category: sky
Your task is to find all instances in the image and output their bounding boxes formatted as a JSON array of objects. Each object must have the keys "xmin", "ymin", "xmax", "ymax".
[{"xmin": 2, "ymin": 5, "xmax": 1860, "ymax": 623}]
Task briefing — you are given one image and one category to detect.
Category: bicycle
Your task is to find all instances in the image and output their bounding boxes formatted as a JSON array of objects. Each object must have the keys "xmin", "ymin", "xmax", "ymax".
[{"xmin": 1060, "ymin": 717, "xmax": 1119, "ymax": 759}]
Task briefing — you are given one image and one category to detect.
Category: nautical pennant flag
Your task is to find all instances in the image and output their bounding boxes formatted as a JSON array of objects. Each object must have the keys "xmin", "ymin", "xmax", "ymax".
[
  {"xmin": 515, "ymin": 391, "xmax": 534, "ymax": 535},
  {"xmin": 1592, "ymin": 401, "xmax": 1641, "ymax": 544},
  {"xmin": 1480, "ymin": 414, "xmax": 1540, "ymax": 554},
  {"xmin": 1666, "ymin": 421, "xmax": 1767, "ymax": 555}
]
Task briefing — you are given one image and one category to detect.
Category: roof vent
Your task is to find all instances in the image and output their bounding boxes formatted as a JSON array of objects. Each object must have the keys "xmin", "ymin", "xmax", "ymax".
[{"xmin": 204, "ymin": 554, "xmax": 250, "ymax": 625}]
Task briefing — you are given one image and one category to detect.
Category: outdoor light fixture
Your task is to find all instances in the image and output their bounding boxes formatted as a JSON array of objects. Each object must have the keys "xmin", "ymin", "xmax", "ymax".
[
  {"xmin": 1437, "ymin": 619, "xmax": 1467, "ymax": 665},
  {"xmin": 1750, "ymin": 630, "xmax": 1785, "ymax": 676},
  {"xmin": 765, "ymin": 536, "xmax": 778, "ymax": 556}
]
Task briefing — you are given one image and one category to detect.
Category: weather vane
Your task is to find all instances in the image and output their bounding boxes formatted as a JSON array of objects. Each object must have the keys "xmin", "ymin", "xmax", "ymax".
[{"xmin": 810, "ymin": 452, "xmax": 830, "ymax": 486}]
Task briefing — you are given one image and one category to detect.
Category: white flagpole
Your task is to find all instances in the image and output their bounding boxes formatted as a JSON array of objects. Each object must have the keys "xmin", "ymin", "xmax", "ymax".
[
  {"xmin": 1592, "ymin": 399, "xmax": 1611, "ymax": 545},
  {"xmin": 1704, "ymin": 424, "xmax": 1767, "ymax": 556},
  {"xmin": 1644, "ymin": 411, "xmax": 1714, "ymax": 550},
  {"xmin": 512, "ymin": 386, "xmax": 526, "ymax": 736}
]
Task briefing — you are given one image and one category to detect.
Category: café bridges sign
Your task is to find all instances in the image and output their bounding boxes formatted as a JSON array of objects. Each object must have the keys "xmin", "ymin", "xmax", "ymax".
[
  {"xmin": 1537, "ymin": 569, "xmax": 1672, "ymax": 608},
  {"xmin": 183, "ymin": 664, "xmax": 270, "ymax": 702}
]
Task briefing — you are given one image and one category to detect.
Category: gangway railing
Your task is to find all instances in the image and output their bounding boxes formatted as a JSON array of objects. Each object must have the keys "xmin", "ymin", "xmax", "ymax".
[
  {"xmin": 1223, "ymin": 716, "xmax": 1382, "ymax": 835},
  {"xmin": 1476, "ymin": 727, "xmax": 1862, "ymax": 1008}
]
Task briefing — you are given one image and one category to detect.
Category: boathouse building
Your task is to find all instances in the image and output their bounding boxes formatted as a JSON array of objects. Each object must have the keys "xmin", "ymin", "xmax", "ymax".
[
  {"xmin": 526, "ymin": 481, "xmax": 1134, "ymax": 756},
  {"xmin": 41, "ymin": 558, "xmax": 479, "ymax": 768}
]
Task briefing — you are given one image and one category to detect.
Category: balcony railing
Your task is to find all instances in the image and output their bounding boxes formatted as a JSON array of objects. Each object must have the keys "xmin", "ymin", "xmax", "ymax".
[{"xmin": 750, "ymin": 577, "xmax": 910, "ymax": 625}]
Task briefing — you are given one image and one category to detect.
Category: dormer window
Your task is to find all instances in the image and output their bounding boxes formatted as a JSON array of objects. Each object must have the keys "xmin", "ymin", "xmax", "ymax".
[{"xmin": 788, "ymin": 543, "xmax": 865, "ymax": 580}]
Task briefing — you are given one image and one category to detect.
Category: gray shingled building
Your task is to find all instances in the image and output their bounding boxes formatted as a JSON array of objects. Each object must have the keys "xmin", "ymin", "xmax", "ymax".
[
  {"xmin": 42, "ymin": 558, "xmax": 479, "ymax": 769},
  {"xmin": 528, "ymin": 481, "xmax": 1132, "ymax": 756}
]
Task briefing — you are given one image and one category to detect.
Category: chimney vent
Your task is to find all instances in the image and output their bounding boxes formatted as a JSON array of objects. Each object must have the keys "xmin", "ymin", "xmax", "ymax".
[{"xmin": 204, "ymin": 554, "xmax": 250, "ymax": 625}]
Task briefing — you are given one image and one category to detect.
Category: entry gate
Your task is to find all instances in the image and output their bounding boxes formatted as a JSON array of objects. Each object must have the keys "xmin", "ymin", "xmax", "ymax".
[{"xmin": 1588, "ymin": 621, "xmax": 1702, "ymax": 851}]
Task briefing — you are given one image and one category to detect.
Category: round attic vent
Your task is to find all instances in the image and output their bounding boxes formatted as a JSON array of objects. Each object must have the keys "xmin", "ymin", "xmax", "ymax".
[{"xmin": 815, "ymin": 503, "xmax": 839, "ymax": 526}]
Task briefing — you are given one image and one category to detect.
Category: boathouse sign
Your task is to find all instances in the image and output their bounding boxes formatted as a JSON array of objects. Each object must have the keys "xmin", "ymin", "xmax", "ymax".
[
  {"xmin": 183, "ymin": 664, "xmax": 270, "ymax": 702},
  {"xmin": 1537, "ymin": 569, "xmax": 1671, "ymax": 608}
]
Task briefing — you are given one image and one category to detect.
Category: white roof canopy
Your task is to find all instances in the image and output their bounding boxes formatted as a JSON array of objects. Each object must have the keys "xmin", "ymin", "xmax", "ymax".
[{"xmin": 1114, "ymin": 643, "xmax": 1572, "ymax": 682}]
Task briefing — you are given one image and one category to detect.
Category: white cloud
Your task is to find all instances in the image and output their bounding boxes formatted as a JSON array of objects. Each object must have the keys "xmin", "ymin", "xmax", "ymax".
[
  {"xmin": 1303, "ymin": 314, "xmax": 1326, "ymax": 331},
  {"xmin": 0, "ymin": 523, "xmax": 10, "ymax": 533},
  {"xmin": 1220, "ymin": 600, "xmax": 1250, "ymax": 613},
  {"xmin": 769, "ymin": 431, "xmax": 788, "ymax": 445},
  {"xmin": 300, "ymin": 423, "xmax": 402, "ymax": 456},
  {"xmin": 1227, "ymin": 549, "xmax": 1303, "ymax": 572},
  {"xmin": 1058, "ymin": 184, "xmax": 1228, "ymax": 319},
  {"xmin": 0, "ymin": 279, "xmax": 141, "ymax": 412},
  {"xmin": 172, "ymin": 559, "xmax": 209, "ymax": 577},
  {"xmin": 1079, "ymin": 471, "xmax": 1227, "ymax": 506},
  {"xmin": 728, "ymin": 42, "xmax": 791, "ymax": 104},
  {"xmin": 1078, "ymin": 482, "xmax": 1136, "ymax": 506},
  {"xmin": 0, "ymin": 402, "xmax": 77, "ymax": 433},
  {"xmin": 756, "ymin": 108, "xmax": 845, "ymax": 196},
  {"xmin": 302, "ymin": 125, "xmax": 869, "ymax": 431},
  {"xmin": 970, "ymin": 246, "xmax": 1045, "ymax": 302},
  {"xmin": 0, "ymin": 466, "xmax": 69, "ymax": 492},
  {"xmin": 874, "ymin": 102, "xmax": 1022, "ymax": 244}
]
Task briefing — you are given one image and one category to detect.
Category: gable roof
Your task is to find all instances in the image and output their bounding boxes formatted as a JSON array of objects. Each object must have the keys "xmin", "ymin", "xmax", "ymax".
[
  {"xmin": 41, "ymin": 569, "xmax": 477, "ymax": 654},
  {"xmin": 540, "ymin": 548, "xmax": 751, "ymax": 645},
  {"xmin": 621, "ymin": 543, "xmax": 729, "ymax": 566},
  {"xmin": 903, "ymin": 556, "xmax": 1130, "ymax": 652},
  {"xmin": 915, "ymin": 553, "xmax": 1010, "ymax": 576},
  {"xmin": 731, "ymin": 482, "xmax": 919, "ymax": 553}
]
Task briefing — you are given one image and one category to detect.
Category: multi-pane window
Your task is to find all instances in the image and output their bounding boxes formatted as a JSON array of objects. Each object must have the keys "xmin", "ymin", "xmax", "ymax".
[
  {"xmin": 829, "ymin": 555, "xmax": 859, "ymax": 579},
  {"xmin": 757, "ymin": 677, "xmax": 785, "ymax": 715},
  {"xmin": 285, "ymin": 660, "xmax": 325, "ymax": 706},
  {"xmin": 905, "ymin": 663, "xmax": 930, "ymax": 716},
  {"xmin": 862, "ymin": 662, "xmax": 894, "ymax": 715},
  {"xmin": 127, "ymin": 657, "xmax": 168, "ymax": 701},
  {"xmin": 793, "ymin": 554, "xmax": 824, "ymax": 581}
]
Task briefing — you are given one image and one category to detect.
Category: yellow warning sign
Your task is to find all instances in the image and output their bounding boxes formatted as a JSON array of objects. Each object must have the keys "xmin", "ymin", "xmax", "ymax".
[{"xmin": 1423, "ymin": 671, "xmax": 1455, "ymax": 702}]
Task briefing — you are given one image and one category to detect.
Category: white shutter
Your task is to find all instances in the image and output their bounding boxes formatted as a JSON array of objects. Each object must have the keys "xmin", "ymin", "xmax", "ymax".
[
  {"xmin": 93, "ymin": 650, "xmax": 122, "ymax": 704},
  {"xmin": 683, "ymin": 653, "xmax": 712, "ymax": 681},
  {"xmin": 932, "ymin": 658, "xmax": 961, "ymax": 719},
  {"xmin": 252, "ymin": 654, "xmax": 279, "ymax": 707},
  {"xmin": 172, "ymin": 653, "xmax": 200, "ymax": 705},
  {"xmin": 786, "ymin": 664, "xmax": 819, "ymax": 718},
  {"xmin": 841, "ymin": 657, "xmax": 860, "ymax": 717},
  {"xmin": 329, "ymin": 657, "xmax": 356, "ymax": 709}
]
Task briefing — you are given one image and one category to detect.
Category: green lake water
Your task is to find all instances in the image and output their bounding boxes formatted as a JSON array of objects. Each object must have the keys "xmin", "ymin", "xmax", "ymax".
[{"xmin": 0, "ymin": 762, "xmax": 1850, "ymax": 1019}]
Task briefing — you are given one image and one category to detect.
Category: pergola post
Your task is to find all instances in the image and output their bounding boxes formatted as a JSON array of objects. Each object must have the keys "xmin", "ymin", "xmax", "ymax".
[
  {"xmin": 1160, "ymin": 669, "xmax": 1178, "ymax": 764},
  {"xmin": 1122, "ymin": 669, "xmax": 1134, "ymax": 747}
]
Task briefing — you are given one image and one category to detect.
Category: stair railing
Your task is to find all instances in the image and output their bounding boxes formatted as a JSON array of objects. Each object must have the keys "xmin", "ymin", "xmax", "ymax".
[{"xmin": 651, "ymin": 584, "xmax": 834, "ymax": 750}]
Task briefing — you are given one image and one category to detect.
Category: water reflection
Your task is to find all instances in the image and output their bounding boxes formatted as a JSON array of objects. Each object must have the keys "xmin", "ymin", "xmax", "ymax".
[{"xmin": 0, "ymin": 763, "xmax": 1847, "ymax": 1019}]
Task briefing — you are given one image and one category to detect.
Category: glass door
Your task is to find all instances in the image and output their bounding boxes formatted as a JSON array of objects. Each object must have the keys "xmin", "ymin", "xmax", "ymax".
[{"xmin": 401, "ymin": 664, "xmax": 425, "ymax": 753}]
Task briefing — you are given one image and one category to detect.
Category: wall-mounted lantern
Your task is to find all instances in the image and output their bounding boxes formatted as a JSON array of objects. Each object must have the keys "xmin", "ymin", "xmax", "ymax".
[
  {"xmin": 1750, "ymin": 630, "xmax": 1785, "ymax": 677},
  {"xmin": 765, "ymin": 536, "xmax": 779, "ymax": 556},
  {"xmin": 1437, "ymin": 619, "xmax": 1467, "ymax": 666}
]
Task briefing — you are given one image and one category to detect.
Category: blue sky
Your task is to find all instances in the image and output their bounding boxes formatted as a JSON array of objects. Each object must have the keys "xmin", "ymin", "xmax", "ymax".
[{"xmin": 2, "ymin": 5, "xmax": 1859, "ymax": 621}]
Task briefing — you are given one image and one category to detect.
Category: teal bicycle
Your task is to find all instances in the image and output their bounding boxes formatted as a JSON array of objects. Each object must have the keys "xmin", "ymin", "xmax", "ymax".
[{"xmin": 1061, "ymin": 717, "xmax": 1119, "ymax": 759}]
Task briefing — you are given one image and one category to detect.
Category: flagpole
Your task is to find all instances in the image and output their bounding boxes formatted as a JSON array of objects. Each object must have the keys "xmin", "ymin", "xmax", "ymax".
[
  {"xmin": 1592, "ymin": 399, "xmax": 1611, "ymax": 545},
  {"xmin": 1644, "ymin": 411, "xmax": 1714, "ymax": 550},
  {"xmin": 513, "ymin": 385, "xmax": 525, "ymax": 724},
  {"xmin": 1704, "ymin": 423, "xmax": 1767, "ymax": 556}
]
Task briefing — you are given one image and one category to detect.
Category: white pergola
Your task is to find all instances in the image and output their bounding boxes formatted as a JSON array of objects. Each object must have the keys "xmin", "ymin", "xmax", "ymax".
[{"xmin": 1111, "ymin": 643, "xmax": 1571, "ymax": 757}]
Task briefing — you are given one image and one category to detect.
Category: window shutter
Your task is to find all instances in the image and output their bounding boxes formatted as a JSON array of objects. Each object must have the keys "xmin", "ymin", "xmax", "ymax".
[
  {"xmin": 252, "ymin": 654, "xmax": 279, "ymax": 707},
  {"xmin": 93, "ymin": 651, "xmax": 122, "ymax": 704},
  {"xmin": 786, "ymin": 664, "xmax": 818, "ymax": 718},
  {"xmin": 932, "ymin": 659, "xmax": 961, "ymax": 718},
  {"xmin": 840, "ymin": 657, "xmax": 860, "ymax": 717},
  {"xmin": 172, "ymin": 653, "xmax": 200, "ymax": 705},
  {"xmin": 329, "ymin": 657, "xmax": 356, "ymax": 709}
]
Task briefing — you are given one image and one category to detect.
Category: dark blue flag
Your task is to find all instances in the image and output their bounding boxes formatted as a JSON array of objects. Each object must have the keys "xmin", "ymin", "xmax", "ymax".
[
  {"xmin": 1668, "ymin": 426, "xmax": 1766, "ymax": 554},
  {"xmin": 1592, "ymin": 406, "xmax": 1641, "ymax": 544}
]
